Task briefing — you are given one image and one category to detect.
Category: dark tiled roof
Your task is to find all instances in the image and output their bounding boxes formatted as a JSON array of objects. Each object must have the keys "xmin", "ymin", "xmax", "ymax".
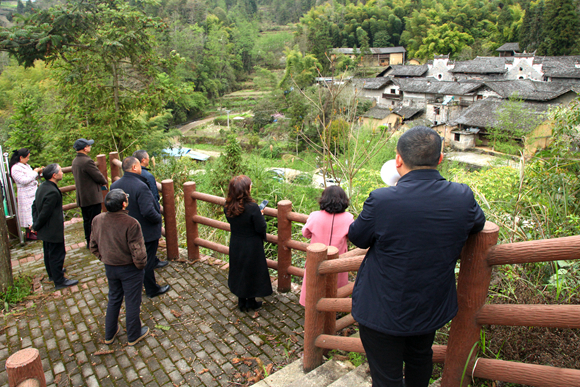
[
  {"xmin": 395, "ymin": 78, "xmax": 483, "ymax": 95},
  {"xmin": 386, "ymin": 64, "xmax": 428, "ymax": 77},
  {"xmin": 450, "ymin": 57, "xmax": 508, "ymax": 74},
  {"xmin": 536, "ymin": 56, "xmax": 580, "ymax": 79},
  {"xmin": 451, "ymin": 97, "xmax": 551, "ymax": 132},
  {"xmin": 496, "ymin": 43, "xmax": 520, "ymax": 52},
  {"xmin": 362, "ymin": 105, "xmax": 424, "ymax": 120},
  {"xmin": 363, "ymin": 106, "xmax": 392, "ymax": 119},
  {"xmin": 392, "ymin": 106, "xmax": 423, "ymax": 119},
  {"xmin": 483, "ymin": 79, "xmax": 574, "ymax": 101},
  {"xmin": 350, "ymin": 77, "xmax": 392, "ymax": 90}
]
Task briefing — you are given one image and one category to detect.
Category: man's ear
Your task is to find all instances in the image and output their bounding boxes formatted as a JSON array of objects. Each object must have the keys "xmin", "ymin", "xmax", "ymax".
[
  {"xmin": 438, "ymin": 152, "xmax": 444, "ymax": 165},
  {"xmin": 395, "ymin": 153, "xmax": 404, "ymax": 168}
]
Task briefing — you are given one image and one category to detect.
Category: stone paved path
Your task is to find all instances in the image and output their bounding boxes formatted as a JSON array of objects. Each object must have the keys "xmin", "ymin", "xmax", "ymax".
[{"xmin": 1, "ymin": 219, "xmax": 306, "ymax": 386}]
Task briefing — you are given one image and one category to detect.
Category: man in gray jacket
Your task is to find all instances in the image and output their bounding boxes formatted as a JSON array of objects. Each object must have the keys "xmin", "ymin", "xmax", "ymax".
[
  {"xmin": 72, "ymin": 138, "xmax": 108, "ymax": 246},
  {"xmin": 90, "ymin": 189, "xmax": 149, "ymax": 346}
]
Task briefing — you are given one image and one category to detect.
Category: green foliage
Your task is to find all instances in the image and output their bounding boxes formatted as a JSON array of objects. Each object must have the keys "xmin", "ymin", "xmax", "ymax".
[
  {"xmin": 0, "ymin": 275, "xmax": 32, "ymax": 311},
  {"xmin": 489, "ymin": 96, "xmax": 543, "ymax": 154},
  {"xmin": 537, "ymin": 0, "xmax": 580, "ymax": 55},
  {"xmin": 208, "ymin": 133, "xmax": 245, "ymax": 195},
  {"xmin": 415, "ymin": 23, "xmax": 475, "ymax": 59},
  {"xmin": 279, "ymin": 48, "xmax": 321, "ymax": 90},
  {"xmin": 260, "ymin": 143, "xmax": 281, "ymax": 159}
]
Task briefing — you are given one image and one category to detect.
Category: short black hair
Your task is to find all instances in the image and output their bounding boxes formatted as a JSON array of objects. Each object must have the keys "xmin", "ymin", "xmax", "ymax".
[
  {"xmin": 42, "ymin": 164, "xmax": 60, "ymax": 180},
  {"xmin": 396, "ymin": 126, "xmax": 442, "ymax": 169},
  {"xmin": 122, "ymin": 156, "xmax": 139, "ymax": 172},
  {"xmin": 133, "ymin": 150, "xmax": 148, "ymax": 162},
  {"xmin": 105, "ymin": 189, "xmax": 128, "ymax": 212},
  {"xmin": 319, "ymin": 186, "xmax": 349, "ymax": 214}
]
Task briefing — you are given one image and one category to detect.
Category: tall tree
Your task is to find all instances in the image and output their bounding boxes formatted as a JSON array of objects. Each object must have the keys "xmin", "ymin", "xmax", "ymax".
[
  {"xmin": 0, "ymin": 0, "xmax": 188, "ymax": 154},
  {"xmin": 538, "ymin": 0, "xmax": 580, "ymax": 55},
  {"xmin": 519, "ymin": 1, "xmax": 545, "ymax": 53}
]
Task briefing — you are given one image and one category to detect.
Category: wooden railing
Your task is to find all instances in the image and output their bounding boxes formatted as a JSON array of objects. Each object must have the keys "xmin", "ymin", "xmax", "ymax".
[
  {"xmin": 303, "ymin": 221, "xmax": 580, "ymax": 386},
  {"xmin": 59, "ymin": 154, "xmax": 108, "ymax": 211},
  {"xmin": 183, "ymin": 181, "xmax": 313, "ymax": 292}
]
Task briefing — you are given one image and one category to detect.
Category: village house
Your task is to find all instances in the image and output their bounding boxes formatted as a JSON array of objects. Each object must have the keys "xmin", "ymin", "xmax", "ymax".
[
  {"xmin": 332, "ymin": 47, "xmax": 406, "ymax": 67},
  {"xmin": 361, "ymin": 105, "xmax": 423, "ymax": 130},
  {"xmin": 496, "ymin": 42, "xmax": 520, "ymax": 57}
]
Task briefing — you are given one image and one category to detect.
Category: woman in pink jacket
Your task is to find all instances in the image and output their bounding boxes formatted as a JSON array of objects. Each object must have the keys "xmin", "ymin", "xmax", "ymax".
[{"xmin": 300, "ymin": 186, "xmax": 354, "ymax": 306}]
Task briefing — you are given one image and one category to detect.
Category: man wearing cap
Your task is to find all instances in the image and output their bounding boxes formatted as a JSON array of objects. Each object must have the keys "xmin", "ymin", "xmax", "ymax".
[
  {"xmin": 348, "ymin": 126, "xmax": 486, "ymax": 387},
  {"xmin": 72, "ymin": 138, "xmax": 108, "ymax": 246}
]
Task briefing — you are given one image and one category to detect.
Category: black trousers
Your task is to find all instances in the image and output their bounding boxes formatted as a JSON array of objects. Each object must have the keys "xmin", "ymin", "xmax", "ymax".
[
  {"xmin": 105, "ymin": 264, "xmax": 144, "ymax": 342},
  {"xmin": 359, "ymin": 324, "xmax": 436, "ymax": 387},
  {"xmin": 43, "ymin": 241, "xmax": 66, "ymax": 285},
  {"xmin": 81, "ymin": 203, "xmax": 102, "ymax": 245},
  {"xmin": 144, "ymin": 239, "xmax": 161, "ymax": 296}
]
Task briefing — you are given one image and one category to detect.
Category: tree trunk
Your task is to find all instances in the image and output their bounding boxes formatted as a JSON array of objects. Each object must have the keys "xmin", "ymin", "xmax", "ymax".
[{"xmin": 0, "ymin": 188, "xmax": 13, "ymax": 292}]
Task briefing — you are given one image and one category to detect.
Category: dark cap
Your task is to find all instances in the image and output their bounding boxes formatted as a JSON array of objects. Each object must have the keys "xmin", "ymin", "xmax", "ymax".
[{"xmin": 73, "ymin": 138, "xmax": 95, "ymax": 151}]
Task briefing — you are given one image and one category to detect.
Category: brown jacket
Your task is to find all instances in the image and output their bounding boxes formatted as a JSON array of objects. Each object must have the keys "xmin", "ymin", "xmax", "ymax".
[
  {"xmin": 72, "ymin": 153, "xmax": 108, "ymax": 207},
  {"xmin": 90, "ymin": 210, "xmax": 147, "ymax": 269}
]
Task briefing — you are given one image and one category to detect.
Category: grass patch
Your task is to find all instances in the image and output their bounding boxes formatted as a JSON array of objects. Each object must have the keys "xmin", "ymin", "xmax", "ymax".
[{"xmin": 0, "ymin": 275, "xmax": 33, "ymax": 312}]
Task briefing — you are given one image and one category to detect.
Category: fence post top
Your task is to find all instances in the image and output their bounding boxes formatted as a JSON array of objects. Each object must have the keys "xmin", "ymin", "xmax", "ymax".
[
  {"xmin": 278, "ymin": 200, "xmax": 292, "ymax": 207},
  {"xmin": 184, "ymin": 181, "xmax": 196, "ymax": 187},
  {"xmin": 161, "ymin": 179, "xmax": 173, "ymax": 184},
  {"xmin": 6, "ymin": 348, "xmax": 39, "ymax": 367},
  {"xmin": 308, "ymin": 243, "xmax": 328, "ymax": 253},
  {"xmin": 482, "ymin": 221, "xmax": 500, "ymax": 234},
  {"xmin": 327, "ymin": 246, "xmax": 339, "ymax": 256},
  {"xmin": 109, "ymin": 151, "xmax": 119, "ymax": 156},
  {"xmin": 97, "ymin": 154, "xmax": 106, "ymax": 158}
]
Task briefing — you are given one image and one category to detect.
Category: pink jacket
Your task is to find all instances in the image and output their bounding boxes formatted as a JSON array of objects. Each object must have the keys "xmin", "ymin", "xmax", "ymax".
[{"xmin": 300, "ymin": 210, "xmax": 354, "ymax": 306}]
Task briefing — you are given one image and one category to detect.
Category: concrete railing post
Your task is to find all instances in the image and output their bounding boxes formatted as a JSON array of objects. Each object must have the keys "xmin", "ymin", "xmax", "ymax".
[
  {"xmin": 96, "ymin": 154, "xmax": 108, "ymax": 212},
  {"xmin": 276, "ymin": 200, "xmax": 292, "ymax": 292},
  {"xmin": 161, "ymin": 179, "xmax": 179, "ymax": 260},
  {"xmin": 109, "ymin": 152, "xmax": 121, "ymax": 182},
  {"xmin": 441, "ymin": 222, "xmax": 499, "ymax": 387},
  {"xmin": 303, "ymin": 243, "xmax": 328, "ymax": 372},
  {"xmin": 183, "ymin": 182, "xmax": 199, "ymax": 261}
]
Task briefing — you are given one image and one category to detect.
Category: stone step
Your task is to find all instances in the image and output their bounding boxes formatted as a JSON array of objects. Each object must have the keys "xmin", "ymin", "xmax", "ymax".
[
  {"xmin": 327, "ymin": 363, "xmax": 372, "ymax": 387},
  {"xmin": 286, "ymin": 359, "xmax": 355, "ymax": 387},
  {"xmin": 255, "ymin": 358, "xmax": 357, "ymax": 387}
]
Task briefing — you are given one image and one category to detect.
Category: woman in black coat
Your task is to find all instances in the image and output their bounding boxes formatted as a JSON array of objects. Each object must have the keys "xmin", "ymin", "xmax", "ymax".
[{"xmin": 224, "ymin": 175, "xmax": 272, "ymax": 311}]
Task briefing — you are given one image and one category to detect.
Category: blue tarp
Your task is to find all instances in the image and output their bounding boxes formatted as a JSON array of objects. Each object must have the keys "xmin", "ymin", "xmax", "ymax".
[{"xmin": 162, "ymin": 148, "xmax": 210, "ymax": 161}]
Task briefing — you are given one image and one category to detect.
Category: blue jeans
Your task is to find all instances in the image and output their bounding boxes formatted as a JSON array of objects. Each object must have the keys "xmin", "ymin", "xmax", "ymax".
[{"xmin": 105, "ymin": 264, "xmax": 144, "ymax": 342}]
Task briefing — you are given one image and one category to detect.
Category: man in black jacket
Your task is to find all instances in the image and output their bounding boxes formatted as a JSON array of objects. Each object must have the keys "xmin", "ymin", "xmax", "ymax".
[
  {"xmin": 110, "ymin": 157, "xmax": 170, "ymax": 298},
  {"xmin": 31, "ymin": 164, "xmax": 79, "ymax": 290},
  {"xmin": 348, "ymin": 127, "xmax": 486, "ymax": 387}
]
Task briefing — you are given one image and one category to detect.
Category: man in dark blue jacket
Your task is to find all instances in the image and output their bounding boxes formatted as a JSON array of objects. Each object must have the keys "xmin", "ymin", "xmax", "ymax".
[
  {"xmin": 110, "ymin": 157, "xmax": 170, "ymax": 298},
  {"xmin": 348, "ymin": 127, "xmax": 486, "ymax": 387},
  {"xmin": 32, "ymin": 164, "xmax": 79, "ymax": 290},
  {"xmin": 132, "ymin": 149, "xmax": 168, "ymax": 269}
]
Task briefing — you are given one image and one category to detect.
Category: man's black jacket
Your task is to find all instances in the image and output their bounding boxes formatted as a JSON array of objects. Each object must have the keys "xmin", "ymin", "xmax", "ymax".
[{"xmin": 349, "ymin": 169, "xmax": 486, "ymax": 336}]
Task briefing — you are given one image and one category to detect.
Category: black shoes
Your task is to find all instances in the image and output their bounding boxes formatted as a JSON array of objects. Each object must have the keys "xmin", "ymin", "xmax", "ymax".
[
  {"xmin": 247, "ymin": 298, "xmax": 263, "ymax": 311},
  {"xmin": 54, "ymin": 278, "xmax": 78, "ymax": 290},
  {"xmin": 155, "ymin": 260, "xmax": 169, "ymax": 269},
  {"xmin": 148, "ymin": 285, "xmax": 170, "ymax": 298},
  {"xmin": 128, "ymin": 326, "xmax": 149, "ymax": 346},
  {"xmin": 104, "ymin": 326, "xmax": 121, "ymax": 345},
  {"xmin": 238, "ymin": 297, "xmax": 262, "ymax": 312}
]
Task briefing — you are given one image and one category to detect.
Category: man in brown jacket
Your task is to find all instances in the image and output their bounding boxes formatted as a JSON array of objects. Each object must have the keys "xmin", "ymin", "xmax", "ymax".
[
  {"xmin": 72, "ymin": 138, "xmax": 108, "ymax": 246},
  {"xmin": 90, "ymin": 189, "xmax": 149, "ymax": 346}
]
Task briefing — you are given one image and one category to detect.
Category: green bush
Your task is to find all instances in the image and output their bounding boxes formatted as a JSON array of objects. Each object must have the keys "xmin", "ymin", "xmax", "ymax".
[
  {"xmin": 260, "ymin": 143, "xmax": 282, "ymax": 159},
  {"xmin": 0, "ymin": 275, "xmax": 32, "ymax": 311}
]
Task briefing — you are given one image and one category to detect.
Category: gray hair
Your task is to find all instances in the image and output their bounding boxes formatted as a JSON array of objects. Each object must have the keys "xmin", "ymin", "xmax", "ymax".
[
  {"xmin": 133, "ymin": 150, "xmax": 148, "ymax": 162},
  {"xmin": 42, "ymin": 164, "xmax": 60, "ymax": 180}
]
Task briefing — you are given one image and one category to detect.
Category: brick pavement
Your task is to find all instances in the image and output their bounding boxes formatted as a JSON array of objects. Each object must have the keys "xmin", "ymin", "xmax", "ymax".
[{"xmin": 1, "ymin": 219, "xmax": 306, "ymax": 386}]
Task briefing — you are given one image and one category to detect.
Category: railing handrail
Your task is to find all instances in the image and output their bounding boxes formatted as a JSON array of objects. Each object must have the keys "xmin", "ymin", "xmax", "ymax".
[{"xmin": 303, "ymin": 220, "xmax": 580, "ymax": 386}]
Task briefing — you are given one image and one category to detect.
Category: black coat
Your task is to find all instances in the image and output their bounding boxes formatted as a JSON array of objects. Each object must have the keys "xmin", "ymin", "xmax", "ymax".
[
  {"xmin": 349, "ymin": 169, "xmax": 486, "ymax": 336},
  {"xmin": 32, "ymin": 180, "xmax": 64, "ymax": 243},
  {"xmin": 110, "ymin": 172, "xmax": 161, "ymax": 243},
  {"xmin": 225, "ymin": 202, "xmax": 273, "ymax": 298}
]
